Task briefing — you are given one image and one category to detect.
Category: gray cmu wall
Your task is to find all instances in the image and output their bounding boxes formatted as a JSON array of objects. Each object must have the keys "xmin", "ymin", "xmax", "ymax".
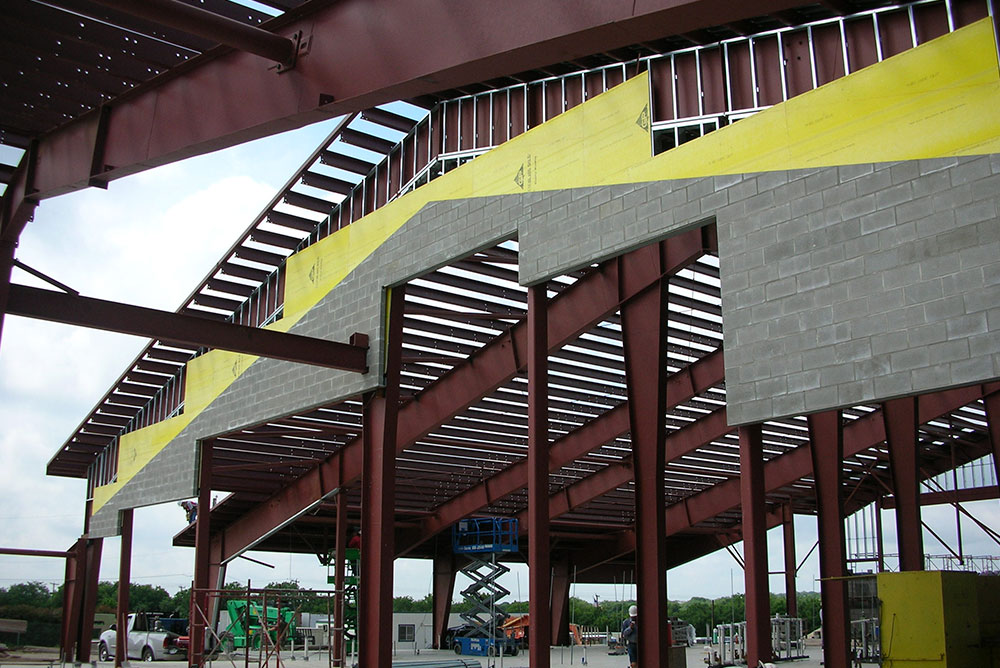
[
  {"xmin": 718, "ymin": 155, "xmax": 999, "ymax": 425},
  {"xmin": 88, "ymin": 154, "xmax": 1000, "ymax": 535}
]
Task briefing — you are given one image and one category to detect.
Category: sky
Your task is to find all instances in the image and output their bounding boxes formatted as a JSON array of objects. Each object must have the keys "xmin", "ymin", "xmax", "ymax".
[{"xmin": 1, "ymin": 117, "xmax": 998, "ymax": 610}]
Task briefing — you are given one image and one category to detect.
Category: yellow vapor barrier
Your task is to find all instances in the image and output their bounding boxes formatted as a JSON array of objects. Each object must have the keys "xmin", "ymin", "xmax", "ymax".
[
  {"xmin": 627, "ymin": 17, "xmax": 1000, "ymax": 182},
  {"xmin": 92, "ymin": 19, "xmax": 1000, "ymax": 514},
  {"xmin": 283, "ymin": 72, "xmax": 652, "ymax": 316}
]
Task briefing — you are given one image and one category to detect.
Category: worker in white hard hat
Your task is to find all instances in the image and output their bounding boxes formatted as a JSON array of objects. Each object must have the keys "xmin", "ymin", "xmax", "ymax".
[{"xmin": 620, "ymin": 604, "xmax": 638, "ymax": 667}]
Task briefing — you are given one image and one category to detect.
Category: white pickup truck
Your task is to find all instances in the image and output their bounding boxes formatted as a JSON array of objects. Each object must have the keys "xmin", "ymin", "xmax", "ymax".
[{"xmin": 98, "ymin": 613, "xmax": 184, "ymax": 662}]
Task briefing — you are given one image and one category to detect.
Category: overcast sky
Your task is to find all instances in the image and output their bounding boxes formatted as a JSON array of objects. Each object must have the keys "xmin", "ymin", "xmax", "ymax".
[{"xmin": 1, "ymin": 119, "xmax": 997, "ymax": 608}]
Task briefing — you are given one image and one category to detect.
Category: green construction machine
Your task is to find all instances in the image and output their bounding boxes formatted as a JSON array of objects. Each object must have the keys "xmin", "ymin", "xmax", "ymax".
[{"xmin": 219, "ymin": 599, "xmax": 296, "ymax": 652}]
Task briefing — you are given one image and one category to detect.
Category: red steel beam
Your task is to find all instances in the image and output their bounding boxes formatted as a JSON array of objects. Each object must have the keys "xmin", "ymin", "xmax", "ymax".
[
  {"xmin": 782, "ymin": 504, "xmax": 797, "ymax": 618},
  {"xmin": 573, "ymin": 384, "xmax": 990, "ymax": 575},
  {"xmin": 6, "ymin": 284, "xmax": 368, "ymax": 372},
  {"xmin": 431, "ymin": 552, "xmax": 456, "ymax": 650},
  {"xmin": 357, "ymin": 285, "xmax": 404, "ymax": 668},
  {"xmin": 81, "ymin": 0, "xmax": 298, "ymax": 66},
  {"xmin": 622, "ymin": 275, "xmax": 669, "ymax": 668},
  {"xmin": 0, "ymin": 546, "xmax": 72, "ymax": 558},
  {"xmin": 984, "ymin": 389, "xmax": 1000, "ymax": 500},
  {"xmin": 807, "ymin": 410, "xmax": 849, "ymax": 668},
  {"xmin": 0, "ymin": 240, "xmax": 14, "ymax": 350},
  {"xmin": 116, "ymin": 509, "xmax": 132, "ymax": 668},
  {"xmin": 213, "ymin": 227, "xmax": 713, "ymax": 564},
  {"xmin": 883, "ymin": 397, "xmax": 923, "ymax": 571},
  {"xmin": 527, "ymin": 283, "xmax": 551, "ymax": 668},
  {"xmin": 0, "ymin": 0, "xmax": 806, "ymax": 235},
  {"xmin": 331, "ymin": 494, "xmax": 347, "ymax": 665},
  {"xmin": 189, "ymin": 442, "xmax": 212, "ymax": 668},
  {"xmin": 739, "ymin": 424, "xmax": 772, "ymax": 665},
  {"xmin": 61, "ymin": 539, "xmax": 85, "ymax": 663},
  {"xmin": 551, "ymin": 558, "xmax": 572, "ymax": 646}
]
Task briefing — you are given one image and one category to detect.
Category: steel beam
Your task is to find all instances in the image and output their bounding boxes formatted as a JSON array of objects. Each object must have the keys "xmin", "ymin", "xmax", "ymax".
[
  {"xmin": 116, "ymin": 509, "xmax": 133, "ymax": 668},
  {"xmin": 0, "ymin": 547, "xmax": 71, "ymax": 558},
  {"xmin": 880, "ymin": 485, "xmax": 1000, "ymax": 508},
  {"xmin": 883, "ymin": 397, "xmax": 923, "ymax": 571},
  {"xmin": 527, "ymin": 284, "xmax": 551, "ymax": 668},
  {"xmin": 60, "ymin": 539, "xmax": 85, "ymax": 663},
  {"xmin": 807, "ymin": 410, "xmax": 850, "ymax": 668},
  {"xmin": 551, "ymin": 558, "xmax": 572, "ymax": 646},
  {"xmin": 432, "ymin": 553, "xmax": 456, "ymax": 650},
  {"xmin": 739, "ymin": 424, "xmax": 771, "ymax": 665},
  {"xmin": 984, "ymin": 389, "xmax": 1000, "ymax": 505},
  {"xmin": 622, "ymin": 274, "xmax": 669, "ymax": 667},
  {"xmin": 79, "ymin": 0, "xmax": 298, "ymax": 66},
  {"xmin": 189, "ymin": 442, "xmax": 212, "ymax": 668},
  {"xmin": 6, "ymin": 284, "xmax": 368, "ymax": 372},
  {"xmin": 76, "ymin": 537, "xmax": 103, "ymax": 663},
  {"xmin": 332, "ymin": 494, "xmax": 347, "ymax": 666},
  {"xmin": 406, "ymin": 347, "xmax": 725, "ymax": 555},
  {"xmin": 358, "ymin": 285, "xmax": 404, "ymax": 668},
  {"xmin": 782, "ymin": 505, "xmax": 797, "ymax": 618},
  {"xmin": 0, "ymin": 0, "xmax": 806, "ymax": 230},
  {"xmin": 213, "ymin": 229, "xmax": 712, "ymax": 564}
]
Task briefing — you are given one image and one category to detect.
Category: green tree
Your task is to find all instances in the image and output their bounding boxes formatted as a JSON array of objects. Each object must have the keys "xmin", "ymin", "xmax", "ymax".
[{"xmin": 0, "ymin": 582, "xmax": 53, "ymax": 607}]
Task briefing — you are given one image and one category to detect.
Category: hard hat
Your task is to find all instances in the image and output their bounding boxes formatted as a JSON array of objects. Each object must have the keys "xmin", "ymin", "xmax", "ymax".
[{"xmin": 629, "ymin": 605, "xmax": 638, "ymax": 616}]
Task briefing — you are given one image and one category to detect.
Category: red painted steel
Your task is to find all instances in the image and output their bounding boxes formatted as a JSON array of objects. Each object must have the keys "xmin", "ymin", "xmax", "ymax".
[
  {"xmin": 77, "ymin": 538, "xmax": 103, "ymax": 663},
  {"xmin": 81, "ymin": 0, "xmax": 297, "ymax": 65},
  {"xmin": 332, "ymin": 494, "xmax": 346, "ymax": 666},
  {"xmin": 6, "ymin": 0, "xmax": 813, "ymax": 226},
  {"xmin": 432, "ymin": 553, "xmax": 456, "ymax": 649},
  {"xmin": 807, "ymin": 410, "xmax": 850, "ymax": 668},
  {"xmin": 0, "ymin": 547, "xmax": 72, "ymax": 558},
  {"xmin": 527, "ymin": 284, "xmax": 551, "ymax": 668},
  {"xmin": 622, "ymin": 276, "xmax": 669, "ymax": 667},
  {"xmin": 6, "ymin": 285, "xmax": 369, "ymax": 372},
  {"xmin": 60, "ymin": 539, "xmax": 84, "ymax": 662},
  {"xmin": 358, "ymin": 286, "xmax": 404, "ymax": 668},
  {"xmin": 551, "ymin": 559, "xmax": 572, "ymax": 646},
  {"xmin": 782, "ymin": 504, "xmax": 797, "ymax": 618},
  {"xmin": 214, "ymin": 229, "xmax": 713, "ymax": 564},
  {"xmin": 883, "ymin": 397, "xmax": 924, "ymax": 571},
  {"xmin": 189, "ymin": 442, "xmax": 212, "ymax": 668},
  {"xmin": 116, "ymin": 509, "xmax": 133, "ymax": 668},
  {"xmin": 985, "ymin": 390, "xmax": 1000, "ymax": 500},
  {"xmin": 739, "ymin": 424, "xmax": 772, "ymax": 666}
]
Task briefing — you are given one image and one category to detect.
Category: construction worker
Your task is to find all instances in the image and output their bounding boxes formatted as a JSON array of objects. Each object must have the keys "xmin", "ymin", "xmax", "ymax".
[{"xmin": 621, "ymin": 605, "xmax": 638, "ymax": 668}]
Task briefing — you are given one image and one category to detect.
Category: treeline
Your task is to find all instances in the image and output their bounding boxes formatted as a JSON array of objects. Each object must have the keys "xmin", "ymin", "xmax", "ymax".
[
  {"xmin": 1, "ymin": 580, "xmax": 822, "ymax": 648},
  {"xmin": 393, "ymin": 591, "xmax": 823, "ymax": 636}
]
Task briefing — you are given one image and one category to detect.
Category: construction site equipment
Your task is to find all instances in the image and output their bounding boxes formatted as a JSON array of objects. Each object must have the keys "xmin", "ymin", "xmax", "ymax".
[
  {"xmin": 219, "ymin": 599, "xmax": 296, "ymax": 651},
  {"xmin": 451, "ymin": 518, "xmax": 520, "ymax": 657}
]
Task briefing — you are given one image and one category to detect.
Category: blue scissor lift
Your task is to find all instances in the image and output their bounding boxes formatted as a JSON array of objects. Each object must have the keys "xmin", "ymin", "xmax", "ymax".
[{"xmin": 451, "ymin": 518, "xmax": 520, "ymax": 657}]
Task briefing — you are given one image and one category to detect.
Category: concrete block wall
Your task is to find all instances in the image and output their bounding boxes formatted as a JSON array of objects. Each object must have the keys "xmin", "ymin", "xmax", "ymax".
[
  {"xmin": 89, "ymin": 154, "xmax": 1000, "ymax": 534},
  {"xmin": 718, "ymin": 155, "xmax": 1000, "ymax": 425}
]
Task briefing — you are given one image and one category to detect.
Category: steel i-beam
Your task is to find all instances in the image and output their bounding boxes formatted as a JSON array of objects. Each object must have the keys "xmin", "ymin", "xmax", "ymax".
[
  {"xmin": 883, "ymin": 397, "xmax": 923, "ymax": 571},
  {"xmin": 116, "ymin": 509, "xmax": 133, "ymax": 668},
  {"xmin": 807, "ymin": 410, "xmax": 850, "ymax": 668},
  {"xmin": 622, "ymin": 272, "xmax": 669, "ymax": 667},
  {"xmin": 739, "ymin": 424, "xmax": 772, "ymax": 665},
  {"xmin": 527, "ymin": 283, "xmax": 552, "ymax": 668}
]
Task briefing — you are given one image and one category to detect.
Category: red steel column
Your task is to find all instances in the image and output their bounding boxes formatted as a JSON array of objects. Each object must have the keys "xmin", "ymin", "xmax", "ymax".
[
  {"xmin": 984, "ymin": 390, "xmax": 1000, "ymax": 501},
  {"xmin": 116, "ymin": 509, "xmax": 133, "ymax": 668},
  {"xmin": 190, "ymin": 441, "xmax": 213, "ymax": 668},
  {"xmin": 76, "ymin": 537, "xmax": 103, "ymax": 662},
  {"xmin": 332, "ymin": 493, "xmax": 347, "ymax": 665},
  {"xmin": 358, "ymin": 286, "xmax": 404, "ymax": 668},
  {"xmin": 528, "ymin": 283, "xmax": 551, "ymax": 667},
  {"xmin": 782, "ymin": 505, "xmax": 798, "ymax": 618},
  {"xmin": 739, "ymin": 424, "xmax": 772, "ymax": 665},
  {"xmin": 621, "ymin": 274, "xmax": 669, "ymax": 667},
  {"xmin": 60, "ymin": 539, "xmax": 85, "ymax": 662},
  {"xmin": 550, "ymin": 558, "xmax": 571, "ymax": 646},
  {"xmin": 431, "ymin": 552, "xmax": 456, "ymax": 649},
  {"xmin": 883, "ymin": 397, "xmax": 923, "ymax": 571},
  {"xmin": 807, "ymin": 410, "xmax": 850, "ymax": 668}
]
